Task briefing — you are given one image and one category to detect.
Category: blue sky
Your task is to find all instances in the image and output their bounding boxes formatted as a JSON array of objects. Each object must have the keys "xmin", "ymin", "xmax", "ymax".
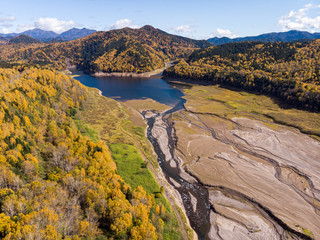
[{"xmin": 1, "ymin": 0, "xmax": 320, "ymax": 39}]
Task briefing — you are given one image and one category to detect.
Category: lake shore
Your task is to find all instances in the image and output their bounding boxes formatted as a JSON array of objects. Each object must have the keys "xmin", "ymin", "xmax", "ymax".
[
  {"xmin": 92, "ymin": 71, "xmax": 159, "ymax": 78},
  {"xmin": 92, "ymin": 61, "xmax": 174, "ymax": 78},
  {"xmin": 75, "ymin": 88, "xmax": 192, "ymax": 239}
]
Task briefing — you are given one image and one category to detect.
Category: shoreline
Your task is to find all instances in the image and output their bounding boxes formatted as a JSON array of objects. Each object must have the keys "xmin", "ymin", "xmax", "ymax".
[
  {"xmin": 67, "ymin": 61, "xmax": 174, "ymax": 79},
  {"xmin": 92, "ymin": 61, "xmax": 174, "ymax": 78},
  {"xmin": 92, "ymin": 71, "xmax": 159, "ymax": 78},
  {"xmin": 79, "ymin": 88, "xmax": 195, "ymax": 239}
]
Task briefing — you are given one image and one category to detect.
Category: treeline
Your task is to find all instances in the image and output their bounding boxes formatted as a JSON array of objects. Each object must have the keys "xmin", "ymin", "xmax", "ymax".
[
  {"xmin": 0, "ymin": 26, "xmax": 211, "ymax": 74},
  {"xmin": 0, "ymin": 67, "xmax": 166, "ymax": 239},
  {"xmin": 165, "ymin": 41, "xmax": 320, "ymax": 111}
]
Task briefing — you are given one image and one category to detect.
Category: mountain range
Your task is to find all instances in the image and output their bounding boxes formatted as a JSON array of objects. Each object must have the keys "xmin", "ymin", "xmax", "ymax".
[
  {"xmin": 0, "ymin": 27, "xmax": 96, "ymax": 42},
  {"xmin": 1, "ymin": 28, "xmax": 320, "ymax": 45},
  {"xmin": 208, "ymin": 30, "xmax": 320, "ymax": 45},
  {"xmin": 0, "ymin": 25, "xmax": 211, "ymax": 73},
  {"xmin": 8, "ymin": 34, "xmax": 41, "ymax": 44}
]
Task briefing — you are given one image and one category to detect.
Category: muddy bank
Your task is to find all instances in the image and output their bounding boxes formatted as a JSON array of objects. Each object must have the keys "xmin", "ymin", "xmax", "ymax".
[
  {"xmin": 92, "ymin": 71, "xmax": 157, "ymax": 78},
  {"xmin": 93, "ymin": 62, "xmax": 173, "ymax": 78},
  {"xmin": 143, "ymin": 109, "xmax": 211, "ymax": 239},
  {"xmin": 142, "ymin": 99, "xmax": 318, "ymax": 239},
  {"xmin": 175, "ymin": 108, "xmax": 319, "ymax": 239}
]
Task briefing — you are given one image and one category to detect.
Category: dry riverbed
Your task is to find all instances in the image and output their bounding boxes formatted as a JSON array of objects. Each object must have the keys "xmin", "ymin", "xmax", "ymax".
[{"xmin": 126, "ymin": 83, "xmax": 320, "ymax": 240}]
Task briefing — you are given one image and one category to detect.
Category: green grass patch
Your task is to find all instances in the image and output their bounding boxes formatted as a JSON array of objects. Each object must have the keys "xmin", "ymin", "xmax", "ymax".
[
  {"xmin": 132, "ymin": 126, "xmax": 145, "ymax": 137},
  {"xmin": 302, "ymin": 228, "xmax": 314, "ymax": 238},
  {"xmin": 75, "ymin": 88, "xmax": 185, "ymax": 239},
  {"xmin": 109, "ymin": 143, "xmax": 182, "ymax": 240},
  {"xmin": 175, "ymin": 204, "xmax": 194, "ymax": 240},
  {"xmin": 73, "ymin": 119, "xmax": 99, "ymax": 142},
  {"xmin": 109, "ymin": 143, "xmax": 159, "ymax": 194},
  {"xmin": 185, "ymin": 85, "xmax": 320, "ymax": 138}
]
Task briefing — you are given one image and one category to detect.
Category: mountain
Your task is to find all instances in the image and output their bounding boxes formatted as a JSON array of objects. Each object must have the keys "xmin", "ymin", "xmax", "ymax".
[
  {"xmin": 0, "ymin": 67, "xmax": 166, "ymax": 239},
  {"xmin": 21, "ymin": 28, "xmax": 59, "ymax": 41},
  {"xmin": 3, "ymin": 25, "xmax": 212, "ymax": 73},
  {"xmin": 0, "ymin": 28, "xmax": 96, "ymax": 42},
  {"xmin": 0, "ymin": 33, "xmax": 18, "ymax": 38},
  {"xmin": 0, "ymin": 36, "xmax": 8, "ymax": 45},
  {"xmin": 57, "ymin": 27, "xmax": 96, "ymax": 41},
  {"xmin": 3, "ymin": 29, "xmax": 320, "ymax": 45},
  {"xmin": 208, "ymin": 30, "xmax": 320, "ymax": 45},
  {"xmin": 8, "ymin": 34, "xmax": 41, "ymax": 44}
]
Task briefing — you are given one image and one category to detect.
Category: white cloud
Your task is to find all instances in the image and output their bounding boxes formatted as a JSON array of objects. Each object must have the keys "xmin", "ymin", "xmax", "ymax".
[
  {"xmin": 34, "ymin": 17, "xmax": 77, "ymax": 33},
  {"xmin": 16, "ymin": 24, "xmax": 34, "ymax": 33},
  {"xmin": 1, "ymin": 23, "xmax": 13, "ymax": 28},
  {"xmin": 108, "ymin": 19, "xmax": 140, "ymax": 30},
  {"xmin": 278, "ymin": 4, "xmax": 320, "ymax": 31},
  {"xmin": 15, "ymin": 18, "xmax": 78, "ymax": 33},
  {"xmin": 173, "ymin": 25, "xmax": 194, "ymax": 33},
  {"xmin": 210, "ymin": 28, "xmax": 238, "ymax": 38},
  {"xmin": 0, "ymin": 27, "xmax": 10, "ymax": 34},
  {"xmin": 0, "ymin": 16, "xmax": 15, "ymax": 22},
  {"xmin": 0, "ymin": 16, "xmax": 15, "ymax": 32}
]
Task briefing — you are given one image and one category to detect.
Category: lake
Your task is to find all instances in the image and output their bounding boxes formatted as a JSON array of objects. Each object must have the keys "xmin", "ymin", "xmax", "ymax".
[{"xmin": 73, "ymin": 73, "xmax": 186, "ymax": 106}]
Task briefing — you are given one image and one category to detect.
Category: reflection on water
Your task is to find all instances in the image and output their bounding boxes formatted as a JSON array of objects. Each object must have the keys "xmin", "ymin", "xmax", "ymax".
[{"xmin": 74, "ymin": 73, "xmax": 189, "ymax": 106}]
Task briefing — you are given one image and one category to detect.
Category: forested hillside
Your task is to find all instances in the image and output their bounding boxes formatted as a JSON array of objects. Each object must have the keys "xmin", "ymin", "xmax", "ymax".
[
  {"xmin": 0, "ymin": 67, "xmax": 167, "ymax": 239},
  {"xmin": 8, "ymin": 35, "xmax": 41, "ymax": 45},
  {"xmin": 165, "ymin": 40, "xmax": 320, "ymax": 111},
  {"xmin": 0, "ymin": 26, "xmax": 211, "ymax": 73}
]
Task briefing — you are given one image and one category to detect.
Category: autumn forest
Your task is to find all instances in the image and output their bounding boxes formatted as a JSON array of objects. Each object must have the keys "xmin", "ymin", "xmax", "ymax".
[{"xmin": 0, "ymin": 24, "xmax": 320, "ymax": 240}]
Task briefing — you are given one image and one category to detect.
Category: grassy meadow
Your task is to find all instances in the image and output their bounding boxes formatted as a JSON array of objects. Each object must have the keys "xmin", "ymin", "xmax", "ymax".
[
  {"xmin": 74, "ymin": 87, "xmax": 184, "ymax": 240},
  {"xmin": 183, "ymin": 84, "xmax": 320, "ymax": 140}
]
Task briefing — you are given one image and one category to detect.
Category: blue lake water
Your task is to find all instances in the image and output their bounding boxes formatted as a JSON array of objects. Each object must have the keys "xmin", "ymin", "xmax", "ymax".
[
  {"xmin": 74, "ymin": 73, "xmax": 187, "ymax": 106},
  {"xmin": 74, "ymin": 72, "xmax": 208, "ymax": 237}
]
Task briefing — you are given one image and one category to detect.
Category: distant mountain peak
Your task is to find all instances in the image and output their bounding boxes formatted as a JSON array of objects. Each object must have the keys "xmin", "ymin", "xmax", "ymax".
[
  {"xmin": 22, "ymin": 28, "xmax": 58, "ymax": 34},
  {"xmin": 208, "ymin": 30, "xmax": 320, "ymax": 45},
  {"xmin": 58, "ymin": 27, "xmax": 96, "ymax": 41},
  {"xmin": 6, "ymin": 26, "xmax": 212, "ymax": 74},
  {"xmin": 21, "ymin": 28, "xmax": 59, "ymax": 41},
  {"xmin": 23, "ymin": 28, "xmax": 45, "ymax": 32},
  {"xmin": 0, "ymin": 27, "xmax": 97, "ymax": 42},
  {"xmin": 8, "ymin": 34, "xmax": 41, "ymax": 44},
  {"xmin": 141, "ymin": 25, "xmax": 156, "ymax": 31}
]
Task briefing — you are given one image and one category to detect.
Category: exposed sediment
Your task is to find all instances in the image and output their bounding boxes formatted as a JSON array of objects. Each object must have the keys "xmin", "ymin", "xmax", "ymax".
[
  {"xmin": 144, "ymin": 102, "xmax": 319, "ymax": 239},
  {"xmin": 92, "ymin": 62, "xmax": 173, "ymax": 78},
  {"xmin": 93, "ymin": 71, "xmax": 157, "ymax": 78},
  {"xmin": 143, "ymin": 110, "xmax": 211, "ymax": 239}
]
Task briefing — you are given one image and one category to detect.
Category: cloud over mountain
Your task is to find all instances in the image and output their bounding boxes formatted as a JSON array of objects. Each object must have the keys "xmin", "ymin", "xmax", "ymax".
[
  {"xmin": 0, "ymin": 16, "xmax": 16, "ymax": 34},
  {"xmin": 173, "ymin": 25, "xmax": 194, "ymax": 33},
  {"xmin": 108, "ymin": 19, "xmax": 140, "ymax": 30},
  {"xmin": 210, "ymin": 28, "xmax": 238, "ymax": 38},
  {"xmin": 15, "ymin": 17, "xmax": 78, "ymax": 33},
  {"xmin": 279, "ymin": 4, "xmax": 320, "ymax": 31},
  {"xmin": 34, "ymin": 17, "xmax": 78, "ymax": 33}
]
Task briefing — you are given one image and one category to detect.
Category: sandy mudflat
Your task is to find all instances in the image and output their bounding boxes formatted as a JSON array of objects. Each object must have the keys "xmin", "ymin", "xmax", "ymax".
[
  {"xmin": 125, "ymin": 83, "xmax": 320, "ymax": 239},
  {"xmin": 173, "ymin": 109, "xmax": 320, "ymax": 239}
]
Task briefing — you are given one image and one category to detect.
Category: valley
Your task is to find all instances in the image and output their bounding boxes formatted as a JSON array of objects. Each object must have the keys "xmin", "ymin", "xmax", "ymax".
[
  {"xmin": 137, "ymin": 83, "xmax": 320, "ymax": 239},
  {"xmin": 73, "ymin": 70, "xmax": 320, "ymax": 239},
  {"xmin": 1, "ymin": 22, "xmax": 320, "ymax": 240}
]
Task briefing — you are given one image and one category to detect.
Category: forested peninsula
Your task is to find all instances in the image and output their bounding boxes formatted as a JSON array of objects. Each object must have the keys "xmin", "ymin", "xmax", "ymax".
[{"xmin": 164, "ymin": 41, "xmax": 320, "ymax": 111}]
